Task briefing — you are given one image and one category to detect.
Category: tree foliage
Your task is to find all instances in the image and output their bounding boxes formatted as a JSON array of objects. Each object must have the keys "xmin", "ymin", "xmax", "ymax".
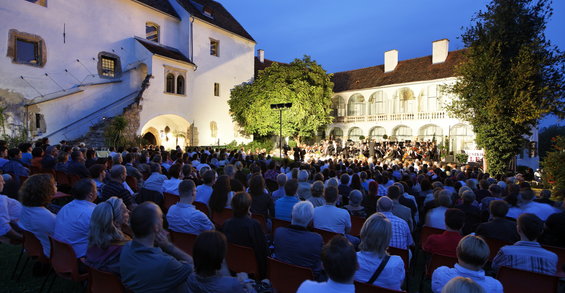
[
  {"xmin": 542, "ymin": 136, "xmax": 565, "ymax": 193},
  {"xmin": 228, "ymin": 56, "xmax": 334, "ymax": 140},
  {"xmin": 446, "ymin": 0, "xmax": 564, "ymax": 175},
  {"xmin": 538, "ymin": 124, "xmax": 565, "ymax": 158}
]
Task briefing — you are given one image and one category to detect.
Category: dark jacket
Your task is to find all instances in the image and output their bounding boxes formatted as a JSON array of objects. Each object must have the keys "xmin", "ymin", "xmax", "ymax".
[{"xmin": 475, "ymin": 218, "xmax": 520, "ymax": 243}]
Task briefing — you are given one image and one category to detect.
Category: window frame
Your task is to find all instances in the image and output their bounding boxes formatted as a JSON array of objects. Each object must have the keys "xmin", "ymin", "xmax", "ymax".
[
  {"xmin": 210, "ymin": 38, "xmax": 219, "ymax": 57},
  {"xmin": 97, "ymin": 52, "xmax": 121, "ymax": 79},
  {"xmin": 7, "ymin": 29, "xmax": 47, "ymax": 67},
  {"xmin": 163, "ymin": 65, "xmax": 187, "ymax": 96},
  {"xmin": 214, "ymin": 83, "xmax": 220, "ymax": 96},
  {"xmin": 176, "ymin": 75, "xmax": 185, "ymax": 95},
  {"xmin": 146, "ymin": 22, "xmax": 160, "ymax": 43}
]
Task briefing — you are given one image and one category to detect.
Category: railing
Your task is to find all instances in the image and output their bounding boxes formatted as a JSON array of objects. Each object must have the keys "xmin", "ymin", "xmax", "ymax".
[{"xmin": 333, "ymin": 112, "xmax": 446, "ymax": 123}]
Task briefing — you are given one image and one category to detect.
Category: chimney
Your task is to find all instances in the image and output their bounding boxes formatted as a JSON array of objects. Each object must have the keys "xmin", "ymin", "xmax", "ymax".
[
  {"xmin": 384, "ymin": 50, "xmax": 398, "ymax": 72},
  {"xmin": 432, "ymin": 39, "xmax": 449, "ymax": 64},
  {"xmin": 257, "ymin": 49, "xmax": 264, "ymax": 63}
]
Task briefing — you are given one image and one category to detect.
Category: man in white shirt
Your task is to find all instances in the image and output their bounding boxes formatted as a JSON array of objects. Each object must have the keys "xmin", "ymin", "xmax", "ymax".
[
  {"xmin": 53, "ymin": 179, "xmax": 97, "ymax": 257},
  {"xmin": 297, "ymin": 236, "xmax": 356, "ymax": 293},
  {"xmin": 195, "ymin": 170, "xmax": 215, "ymax": 204},
  {"xmin": 519, "ymin": 189, "xmax": 556, "ymax": 221},
  {"xmin": 425, "ymin": 190, "xmax": 452, "ymax": 230},
  {"xmin": 167, "ymin": 180, "xmax": 214, "ymax": 235},
  {"xmin": 313, "ymin": 186, "xmax": 351, "ymax": 234},
  {"xmin": 162, "ymin": 164, "xmax": 183, "ymax": 195}
]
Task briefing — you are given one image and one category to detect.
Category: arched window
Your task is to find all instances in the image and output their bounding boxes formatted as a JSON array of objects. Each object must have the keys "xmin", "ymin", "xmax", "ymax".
[
  {"xmin": 369, "ymin": 127, "xmax": 386, "ymax": 141},
  {"xmin": 348, "ymin": 127, "xmax": 363, "ymax": 141},
  {"xmin": 330, "ymin": 127, "xmax": 343, "ymax": 140},
  {"xmin": 176, "ymin": 75, "xmax": 185, "ymax": 95},
  {"xmin": 210, "ymin": 121, "xmax": 218, "ymax": 138},
  {"xmin": 331, "ymin": 96, "xmax": 346, "ymax": 117},
  {"xmin": 419, "ymin": 124, "xmax": 443, "ymax": 143},
  {"xmin": 165, "ymin": 73, "xmax": 175, "ymax": 93},
  {"xmin": 395, "ymin": 87, "xmax": 415, "ymax": 113},
  {"xmin": 450, "ymin": 124, "xmax": 475, "ymax": 152},
  {"xmin": 392, "ymin": 125, "xmax": 412, "ymax": 141},
  {"xmin": 146, "ymin": 22, "xmax": 159, "ymax": 42},
  {"xmin": 427, "ymin": 85, "xmax": 438, "ymax": 112},
  {"xmin": 347, "ymin": 94, "xmax": 365, "ymax": 116},
  {"xmin": 368, "ymin": 91, "xmax": 382, "ymax": 115}
]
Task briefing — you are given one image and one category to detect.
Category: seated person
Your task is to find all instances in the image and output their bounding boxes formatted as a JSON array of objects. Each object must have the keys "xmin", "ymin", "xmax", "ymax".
[
  {"xmin": 297, "ymin": 235, "xmax": 356, "ymax": 293},
  {"xmin": 271, "ymin": 173, "xmax": 287, "ymax": 201},
  {"xmin": 455, "ymin": 191, "xmax": 481, "ymax": 235},
  {"xmin": 53, "ymin": 179, "xmax": 97, "ymax": 258},
  {"xmin": 425, "ymin": 190, "xmax": 452, "ymax": 230},
  {"xmin": 18, "ymin": 174, "xmax": 57, "ymax": 257},
  {"xmin": 313, "ymin": 186, "xmax": 351, "ymax": 234},
  {"xmin": 441, "ymin": 277, "xmax": 485, "ymax": 293},
  {"xmin": 162, "ymin": 164, "xmax": 182, "ymax": 195},
  {"xmin": 66, "ymin": 151, "xmax": 91, "ymax": 179},
  {"xmin": 376, "ymin": 196, "xmax": 413, "ymax": 250},
  {"xmin": 475, "ymin": 200, "xmax": 519, "ymax": 243},
  {"xmin": 354, "ymin": 213, "xmax": 405, "ymax": 291},
  {"xmin": 195, "ymin": 170, "xmax": 215, "ymax": 204},
  {"xmin": 274, "ymin": 179, "xmax": 300, "ymax": 221},
  {"xmin": 274, "ymin": 201, "xmax": 323, "ymax": 279},
  {"xmin": 85, "ymin": 197, "xmax": 130, "ymax": 275},
  {"xmin": 431, "ymin": 235, "xmax": 502, "ymax": 293},
  {"xmin": 2, "ymin": 148, "xmax": 29, "ymax": 177},
  {"xmin": 167, "ymin": 179, "xmax": 214, "ymax": 235},
  {"xmin": 55, "ymin": 151, "xmax": 69, "ymax": 173},
  {"xmin": 308, "ymin": 181, "xmax": 326, "ymax": 208},
  {"xmin": 120, "ymin": 202, "xmax": 193, "ymax": 292},
  {"xmin": 187, "ymin": 231, "xmax": 254, "ymax": 292},
  {"xmin": 0, "ymin": 174, "xmax": 22, "ymax": 242},
  {"xmin": 424, "ymin": 208, "xmax": 465, "ymax": 258},
  {"xmin": 142, "ymin": 162, "xmax": 167, "ymax": 193},
  {"xmin": 344, "ymin": 190, "xmax": 367, "ymax": 218},
  {"xmin": 101, "ymin": 165, "xmax": 135, "ymax": 210},
  {"xmin": 492, "ymin": 213, "xmax": 558, "ymax": 275},
  {"xmin": 222, "ymin": 192, "xmax": 269, "ymax": 279}
]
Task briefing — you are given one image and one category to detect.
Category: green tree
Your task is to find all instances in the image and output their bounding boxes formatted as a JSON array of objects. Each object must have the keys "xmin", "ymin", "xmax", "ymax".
[
  {"xmin": 104, "ymin": 115, "xmax": 128, "ymax": 148},
  {"xmin": 542, "ymin": 136, "xmax": 565, "ymax": 193},
  {"xmin": 228, "ymin": 56, "xmax": 334, "ymax": 142},
  {"xmin": 538, "ymin": 124, "xmax": 565, "ymax": 159},
  {"xmin": 447, "ymin": 0, "xmax": 564, "ymax": 175}
]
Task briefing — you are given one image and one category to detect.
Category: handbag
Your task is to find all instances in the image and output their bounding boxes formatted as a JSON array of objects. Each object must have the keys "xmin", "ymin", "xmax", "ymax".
[{"xmin": 367, "ymin": 254, "xmax": 391, "ymax": 284}]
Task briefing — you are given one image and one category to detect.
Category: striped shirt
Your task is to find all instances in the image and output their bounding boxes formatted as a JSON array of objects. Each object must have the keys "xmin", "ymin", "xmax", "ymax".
[
  {"xmin": 492, "ymin": 241, "xmax": 557, "ymax": 275},
  {"xmin": 381, "ymin": 211, "xmax": 413, "ymax": 250}
]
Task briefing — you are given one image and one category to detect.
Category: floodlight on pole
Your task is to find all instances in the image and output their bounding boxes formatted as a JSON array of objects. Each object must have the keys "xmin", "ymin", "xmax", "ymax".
[{"xmin": 270, "ymin": 103, "xmax": 292, "ymax": 158}]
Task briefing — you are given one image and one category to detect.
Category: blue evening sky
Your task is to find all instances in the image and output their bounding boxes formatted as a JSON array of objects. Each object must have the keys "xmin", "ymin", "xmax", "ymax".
[{"xmin": 221, "ymin": 0, "xmax": 565, "ymax": 127}]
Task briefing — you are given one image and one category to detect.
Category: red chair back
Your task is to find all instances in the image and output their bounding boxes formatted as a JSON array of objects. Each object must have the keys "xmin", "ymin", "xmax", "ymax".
[
  {"xmin": 419, "ymin": 226, "xmax": 445, "ymax": 247},
  {"xmin": 55, "ymin": 170, "xmax": 71, "ymax": 186},
  {"xmin": 542, "ymin": 244, "xmax": 565, "ymax": 275},
  {"xmin": 354, "ymin": 281, "xmax": 406, "ymax": 293},
  {"xmin": 211, "ymin": 208, "xmax": 232, "ymax": 228},
  {"xmin": 482, "ymin": 236, "xmax": 512, "ymax": 261},
  {"xmin": 49, "ymin": 237, "xmax": 88, "ymax": 281},
  {"xmin": 226, "ymin": 242, "xmax": 259, "ymax": 277},
  {"xmin": 350, "ymin": 216, "xmax": 365, "ymax": 237},
  {"xmin": 88, "ymin": 265, "xmax": 125, "ymax": 293},
  {"xmin": 193, "ymin": 201, "xmax": 209, "ymax": 216},
  {"xmin": 267, "ymin": 257, "xmax": 314, "ymax": 293},
  {"xmin": 425, "ymin": 253, "xmax": 458, "ymax": 277},
  {"xmin": 125, "ymin": 176, "xmax": 139, "ymax": 192},
  {"xmin": 162, "ymin": 192, "xmax": 179, "ymax": 212},
  {"xmin": 311, "ymin": 227, "xmax": 339, "ymax": 244},
  {"xmin": 251, "ymin": 213, "xmax": 268, "ymax": 234},
  {"xmin": 169, "ymin": 231, "xmax": 197, "ymax": 256},
  {"xmin": 21, "ymin": 230, "xmax": 49, "ymax": 264},
  {"xmin": 387, "ymin": 246, "xmax": 410, "ymax": 271},
  {"xmin": 497, "ymin": 266, "xmax": 559, "ymax": 293},
  {"xmin": 271, "ymin": 218, "xmax": 290, "ymax": 236}
]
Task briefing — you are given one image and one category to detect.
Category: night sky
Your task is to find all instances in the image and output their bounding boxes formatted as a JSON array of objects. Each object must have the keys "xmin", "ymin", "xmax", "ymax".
[{"xmin": 221, "ymin": 0, "xmax": 565, "ymax": 127}]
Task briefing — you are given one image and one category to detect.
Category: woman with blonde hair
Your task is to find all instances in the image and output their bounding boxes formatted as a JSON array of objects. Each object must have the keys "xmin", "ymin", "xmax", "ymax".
[
  {"xmin": 85, "ymin": 197, "xmax": 130, "ymax": 274},
  {"xmin": 354, "ymin": 213, "xmax": 405, "ymax": 290},
  {"xmin": 441, "ymin": 277, "xmax": 485, "ymax": 293}
]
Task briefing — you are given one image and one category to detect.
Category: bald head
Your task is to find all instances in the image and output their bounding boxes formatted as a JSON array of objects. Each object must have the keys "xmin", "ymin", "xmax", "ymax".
[
  {"xmin": 130, "ymin": 202, "xmax": 162, "ymax": 238},
  {"xmin": 377, "ymin": 196, "xmax": 393, "ymax": 212}
]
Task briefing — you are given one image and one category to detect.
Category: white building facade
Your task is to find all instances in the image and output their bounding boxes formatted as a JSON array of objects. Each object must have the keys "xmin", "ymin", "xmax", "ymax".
[{"xmin": 0, "ymin": 0, "xmax": 254, "ymax": 149}]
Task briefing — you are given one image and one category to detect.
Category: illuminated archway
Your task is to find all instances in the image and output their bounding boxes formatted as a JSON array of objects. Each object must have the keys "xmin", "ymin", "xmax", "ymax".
[{"xmin": 141, "ymin": 114, "xmax": 191, "ymax": 150}]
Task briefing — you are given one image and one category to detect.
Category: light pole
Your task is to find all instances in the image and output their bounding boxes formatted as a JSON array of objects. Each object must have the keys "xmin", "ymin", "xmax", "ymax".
[{"xmin": 270, "ymin": 103, "xmax": 292, "ymax": 158}]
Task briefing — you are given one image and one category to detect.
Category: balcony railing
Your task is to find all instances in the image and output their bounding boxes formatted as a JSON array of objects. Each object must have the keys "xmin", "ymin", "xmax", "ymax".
[{"xmin": 333, "ymin": 112, "xmax": 447, "ymax": 123}]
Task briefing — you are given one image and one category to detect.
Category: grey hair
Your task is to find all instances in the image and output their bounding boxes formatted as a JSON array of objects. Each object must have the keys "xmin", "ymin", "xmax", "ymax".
[
  {"xmin": 298, "ymin": 170, "xmax": 309, "ymax": 182},
  {"xmin": 349, "ymin": 190, "xmax": 363, "ymax": 205},
  {"xmin": 112, "ymin": 153, "xmax": 123, "ymax": 164},
  {"xmin": 110, "ymin": 165, "xmax": 126, "ymax": 179},
  {"xmin": 224, "ymin": 164, "xmax": 236, "ymax": 177},
  {"xmin": 326, "ymin": 178, "xmax": 339, "ymax": 189},
  {"xmin": 359, "ymin": 212, "xmax": 392, "ymax": 255},
  {"xmin": 276, "ymin": 173, "xmax": 287, "ymax": 187},
  {"xmin": 458, "ymin": 186, "xmax": 472, "ymax": 198},
  {"xmin": 377, "ymin": 196, "xmax": 393, "ymax": 212},
  {"xmin": 441, "ymin": 277, "xmax": 485, "ymax": 293},
  {"xmin": 438, "ymin": 191, "xmax": 452, "ymax": 207},
  {"xmin": 393, "ymin": 182, "xmax": 404, "ymax": 194},
  {"xmin": 88, "ymin": 197, "xmax": 126, "ymax": 249},
  {"xmin": 291, "ymin": 201, "xmax": 314, "ymax": 227},
  {"xmin": 311, "ymin": 181, "xmax": 324, "ymax": 198}
]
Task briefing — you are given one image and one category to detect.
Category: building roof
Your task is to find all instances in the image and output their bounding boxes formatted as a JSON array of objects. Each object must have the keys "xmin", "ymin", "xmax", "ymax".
[
  {"xmin": 254, "ymin": 57, "xmax": 286, "ymax": 78},
  {"xmin": 135, "ymin": 37, "xmax": 195, "ymax": 66},
  {"xmin": 132, "ymin": 0, "xmax": 180, "ymax": 19},
  {"xmin": 331, "ymin": 49, "xmax": 467, "ymax": 92},
  {"xmin": 177, "ymin": 0, "xmax": 255, "ymax": 42}
]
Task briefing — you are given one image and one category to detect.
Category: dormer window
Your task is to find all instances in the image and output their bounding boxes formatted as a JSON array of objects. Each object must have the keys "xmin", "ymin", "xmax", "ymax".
[
  {"xmin": 203, "ymin": 6, "xmax": 214, "ymax": 18},
  {"xmin": 146, "ymin": 22, "xmax": 159, "ymax": 43}
]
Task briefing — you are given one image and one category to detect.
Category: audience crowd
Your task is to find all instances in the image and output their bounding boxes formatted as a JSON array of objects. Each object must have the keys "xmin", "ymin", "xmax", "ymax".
[{"xmin": 0, "ymin": 139, "xmax": 564, "ymax": 293}]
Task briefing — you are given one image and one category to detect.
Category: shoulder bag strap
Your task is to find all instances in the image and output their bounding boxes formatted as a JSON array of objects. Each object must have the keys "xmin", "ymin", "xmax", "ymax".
[{"xmin": 367, "ymin": 254, "xmax": 391, "ymax": 284}]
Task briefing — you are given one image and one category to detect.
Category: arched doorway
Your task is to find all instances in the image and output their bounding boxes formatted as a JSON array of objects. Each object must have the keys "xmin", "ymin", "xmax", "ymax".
[
  {"xmin": 141, "ymin": 114, "xmax": 192, "ymax": 150},
  {"xmin": 142, "ymin": 132, "xmax": 157, "ymax": 145}
]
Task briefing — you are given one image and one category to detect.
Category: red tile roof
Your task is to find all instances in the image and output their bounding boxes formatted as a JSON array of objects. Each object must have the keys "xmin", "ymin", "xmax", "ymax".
[{"xmin": 331, "ymin": 49, "xmax": 467, "ymax": 92}]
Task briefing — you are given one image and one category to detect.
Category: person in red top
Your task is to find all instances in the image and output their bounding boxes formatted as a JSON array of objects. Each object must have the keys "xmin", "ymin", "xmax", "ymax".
[{"xmin": 423, "ymin": 208, "xmax": 464, "ymax": 258}]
